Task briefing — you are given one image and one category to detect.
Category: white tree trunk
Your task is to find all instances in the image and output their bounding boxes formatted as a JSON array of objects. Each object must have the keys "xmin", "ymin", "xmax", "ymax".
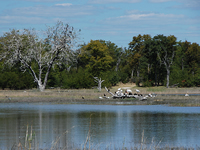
[
  {"xmin": 94, "ymin": 77, "xmax": 104, "ymax": 92},
  {"xmin": 166, "ymin": 68, "xmax": 170, "ymax": 88},
  {"xmin": 1, "ymin": 21, "xmax": 78, "ymax": 92},
  {"xmin": 38, "ymin": 82, "xmax": 45, "ymax": 92},
  {"xmin": 131, "ymin": 69, "xmax": 134, "ymax": 79},
  {"xmin": 157, "ymin": 47, "xmax": 174, "ymax": 88}
]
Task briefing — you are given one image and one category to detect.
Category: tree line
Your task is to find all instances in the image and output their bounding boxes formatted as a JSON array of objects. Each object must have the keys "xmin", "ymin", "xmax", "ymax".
[{"xmin": 0, "ymin": 22, "xmax": 200, "ymax": 91}]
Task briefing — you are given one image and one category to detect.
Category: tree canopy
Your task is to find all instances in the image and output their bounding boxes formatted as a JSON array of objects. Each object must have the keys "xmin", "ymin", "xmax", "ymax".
[
  {"xmin": 0, "ymin": 21, "xmax": 79, "ymax": 91},
  {"xmin": 0, "ymin": 24, "xmax": 200, "ymax": 90},
  {"xmin": 79, "ymin": 40, "xmax": 114, "ymax": 77}
]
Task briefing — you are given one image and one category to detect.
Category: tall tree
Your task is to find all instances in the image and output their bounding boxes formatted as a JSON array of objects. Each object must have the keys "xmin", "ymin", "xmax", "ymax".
[
  {"xmin": 128, "ymin": 34, "xmax": 151, "ymax": 85},
  {"xmin": 176, "ymin": 41, "xmax": 191, "ymax": 71},
  {"xmin": 185, "ymin": 43, "xmax": 200, "ymax": 76},
  {"xmin": 79, "ymin": 40, "xmax": 113, "ymax": 77},
  {"xmin": 155, "ymin": 35, "xmax": 177, "ymax": 88},
  {"xmin": 143, "ymin": 38, "xmax": 161, "ymax": 86},
  {"xmin": 0, "ymin": 21, "xmax": 79, "ymax": 91},
  {"xmin": 102, "ymin": 40, "xmax": 123, "ymax": 72}
]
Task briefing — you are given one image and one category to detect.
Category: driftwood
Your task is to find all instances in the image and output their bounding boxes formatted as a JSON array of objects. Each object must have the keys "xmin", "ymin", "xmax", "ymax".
[{"xmin": 104, "ymin": 87, "xmax": 148, "ymax": 100}]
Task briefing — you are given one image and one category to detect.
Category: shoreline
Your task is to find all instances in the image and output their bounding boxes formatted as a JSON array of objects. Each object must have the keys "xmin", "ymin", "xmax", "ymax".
[
  {"xmin": 1, "ymin": 95, "xmax": 200, "ymax": 107},
  {"xmin": 0, "ymin": 87, "xmax": 200, "ymax": 106}
]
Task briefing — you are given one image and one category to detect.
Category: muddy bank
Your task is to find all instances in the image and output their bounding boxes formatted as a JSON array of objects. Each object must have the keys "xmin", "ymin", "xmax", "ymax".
[
  {"xmin": 0, "ymin": 87, "xmax": 200, "ymax": 106},
  {"xmin": 1, "ymin": 95, "xmax": 200, "ymax": 106}
]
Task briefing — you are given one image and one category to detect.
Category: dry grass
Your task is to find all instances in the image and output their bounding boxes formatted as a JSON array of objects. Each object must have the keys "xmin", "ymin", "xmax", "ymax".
[
  {"xmin": 111, "ymin": 83, "xmax": 200, "ymax": 95},
  {"xmin": 0, "ymin": 84, "xmax": 200, "ymax": 106},
  {"xmin": 0, "ymin": 88, "xmax": 102, "ymax": 98},
  {"xmin": 0, "ymin": 88, "xmax": 107, "ymax": 103}
]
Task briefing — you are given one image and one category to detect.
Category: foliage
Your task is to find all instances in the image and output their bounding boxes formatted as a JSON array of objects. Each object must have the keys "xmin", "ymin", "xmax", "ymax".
[
  {"xmin": 79, "ymin": 40, "xmax": 114, "ymax": 77},
  {"xmin": 0, "ymin": 63, "xmax": 35, "ymax": 90},
  {"xmin": 62, "ymin": 67, "xmax": 94, "ymax": 89},
  {"xmin": 127, "ymin": 34, "xmax": 151, "ymax": 86},
  {"xmin": 0, "ymin": 21, "xmax": 79, "ymax": 91},
  {"xmin": 0, "ymin": 26, "xmax": 200, "ymax": 89}
]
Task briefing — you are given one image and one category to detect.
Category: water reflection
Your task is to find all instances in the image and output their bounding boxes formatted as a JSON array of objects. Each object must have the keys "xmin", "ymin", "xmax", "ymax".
[{"xmin": 0, "ymin": 103, "xmax": 200, "ymax": 149}]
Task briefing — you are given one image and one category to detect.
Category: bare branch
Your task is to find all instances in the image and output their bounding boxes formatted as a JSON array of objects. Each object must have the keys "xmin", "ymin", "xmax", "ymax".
[{"xmin": 1, "ymin": 21, "xmax": 80, "ymax": 91}]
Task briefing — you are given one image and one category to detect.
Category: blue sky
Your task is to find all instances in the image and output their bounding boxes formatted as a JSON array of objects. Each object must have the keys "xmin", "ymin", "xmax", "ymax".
[{"xmin": 0, "ymin": 0, "xmax": 199, "ymax": 48}]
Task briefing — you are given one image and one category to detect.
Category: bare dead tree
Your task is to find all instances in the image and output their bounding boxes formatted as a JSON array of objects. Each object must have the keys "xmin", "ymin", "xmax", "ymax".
[
  {"xmin": 115, "ymin": 51, "xmax": 123, "ymax": 72},
  {"xmin": 0, "ymin": 21, "xmax": 79, "ymax": 91},
  {"xmin": 157, "ymin": 46, "xmax": 175, "ymax": 88},
  {"xmin": 94, "ymin": 77, "xmax": 104, "ymax": 92}
]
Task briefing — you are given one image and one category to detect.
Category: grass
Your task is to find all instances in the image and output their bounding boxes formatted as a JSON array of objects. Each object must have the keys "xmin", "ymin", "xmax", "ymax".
[
  {"xmin": 0, "ymin": 84, "xmax": 200, "ymax": 106},
  {"xmin": 0, "ymin": 88, "xmax": 103, "ymax": 101}
]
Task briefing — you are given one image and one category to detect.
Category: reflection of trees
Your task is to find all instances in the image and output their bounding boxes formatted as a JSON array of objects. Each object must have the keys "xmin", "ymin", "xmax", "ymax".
[
  {"xmin": 0, "ymin": 110, "xmax": 42, "ymax": 149},
  {"xmin": 75, "ymin": 111, "xmax": 117, "ymax": 144},
  {"xmin": 130, "ymin": 113, "xmax": 187, "ymax": 146},
  {"xmin": 38, "ymin": 111, "xmax": 75, "ymax": 149},
  {"xmin": 1, "ymin": 106, "xmax": 200, "ymax": 149}
]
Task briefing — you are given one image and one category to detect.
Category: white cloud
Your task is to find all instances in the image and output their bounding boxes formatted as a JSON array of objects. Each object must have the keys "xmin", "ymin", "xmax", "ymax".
[
  {"xmin": 149, "ymin": 0, "xmax": 200, "ymax": 10},
  {"xmin": 3, "ymin": 4, "xmax": 96, "ymax": 18},
  {"xmin": 88, "ymin": 0, "xmax": 141, "ymax": 4},
  {"xmin": 55, "ymin": 3, "xmax": 72, "ymax": 7},
  {"xmin": 105, "ymin": 12, "xmax": 185, "ymax": 25},
  {"xmin": 0, "ymin": 15, "xmax": 50, "ymax": 24},
  {"xmin": 176, "ymin": 0, "xmax": 200, "ymax": 10},
  {"xmin": 119, "ymin": 13, "xmax": 155, "ymax": 20},
  {"xmin": 0, "ymin": 3, "xmax": 99, "ymax": 31}
]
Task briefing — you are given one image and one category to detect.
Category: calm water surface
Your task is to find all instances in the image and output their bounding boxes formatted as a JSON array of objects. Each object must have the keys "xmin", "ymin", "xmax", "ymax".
[{"xmin": 0, "ymin": 103, "xmax": 200, "ymax": 149}]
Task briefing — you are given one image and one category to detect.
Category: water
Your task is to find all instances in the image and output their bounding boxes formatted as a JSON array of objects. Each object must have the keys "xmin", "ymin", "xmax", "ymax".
[{"xmin": 0, "ymin": 103, "xmax": 200, "ymax": 149}]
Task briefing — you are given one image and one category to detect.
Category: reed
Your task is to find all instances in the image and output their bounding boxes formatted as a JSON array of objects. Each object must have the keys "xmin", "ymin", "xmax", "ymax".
[
  {"xmin": 11, "ymin": 124, "xmax": 37, "ymax": 150},
  {"xmin": 84, "ymin": 114, "xmax": 93, "ymax": 150},
  {"xmin": 10, "ymin": 123, "xmax": 199, "ymax": 150}
]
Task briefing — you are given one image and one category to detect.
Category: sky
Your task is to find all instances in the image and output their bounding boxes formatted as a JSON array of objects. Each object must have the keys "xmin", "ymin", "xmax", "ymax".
[{"xmin": 0, "ymin": 0, "xmax": 200, "ymax": 48}]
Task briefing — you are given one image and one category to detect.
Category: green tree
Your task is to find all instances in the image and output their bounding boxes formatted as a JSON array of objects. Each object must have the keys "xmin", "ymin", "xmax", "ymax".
[
  {"xmin": 0, "ymin": 21, "xmax": 79, "ymax": 91},
  {"xmin": 170, "ymin": 41, "xmax": 191, "ymax": 87},
  {"xmin": 143, "ymin": 38, "xmax": 160, "ymax": 86},
  {"xmin": 79, "ymin": 40, "xmax": 114, "ymax": 77},
  {"xmin": 62, "ymin": 67, "xmax": 94, "ymax": 89},
  {"xmin": 101, "ymin": 40, "xmax": 124, "ymax": 71},
  {"xmin": 155, "ymin": 35, "xmax": 177, "ymax": 88},
  {"xmin": 186, "ymin": 43, "xmax": 200, "ymax": 75},
  {"xmin": 128, "ymin": 34, "xmax": 151, "ymax": 85},
  {"xmin": 185, "ymin": 42, "xmax": 200, "ymax": 86},
  {"xmin": 176, "ymin": 41, "xmax": 191, "ymax": 71}
]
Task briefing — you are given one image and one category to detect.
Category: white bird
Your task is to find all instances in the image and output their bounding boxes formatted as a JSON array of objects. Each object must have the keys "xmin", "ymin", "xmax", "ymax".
[
  {"xmin": 136, "ymin": 89, "xmax": 140, "ymax": 93},
  {"xmin": 139, "ymin": 95, "xmax": 148, "ymax": 101},
  {"xmin": 148, "ymin": 93, "xmax": 153, "ymax": 97},
  {"xmin": 99, "ymin": 96, "xmax": 103, "ymax": 99},
  {"xmin": 185, "ymin": 93, "xmax": 189, "ymax": 96},
  {"xmin": 127, "ymin": 89, "xmax": 132, "ymax": 93}
]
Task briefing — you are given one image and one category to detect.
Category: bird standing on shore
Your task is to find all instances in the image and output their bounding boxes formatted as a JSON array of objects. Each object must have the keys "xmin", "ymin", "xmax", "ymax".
[
  {"xmin": 136, "ymin": 89, "xmax": 140, "ymax": 93},
  {"xmin": 185, "ymin": 93, "xmax": 189, "ymax": 96},
  {"xmin": 6, "ymin": 96, "xmax": 11, "ymax": 100}
]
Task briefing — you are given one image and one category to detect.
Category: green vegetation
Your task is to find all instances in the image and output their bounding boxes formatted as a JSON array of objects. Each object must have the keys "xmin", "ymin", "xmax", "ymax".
[{"xmin": 0, "ymin": 24, "xmax": 200, "ymax": 90}]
